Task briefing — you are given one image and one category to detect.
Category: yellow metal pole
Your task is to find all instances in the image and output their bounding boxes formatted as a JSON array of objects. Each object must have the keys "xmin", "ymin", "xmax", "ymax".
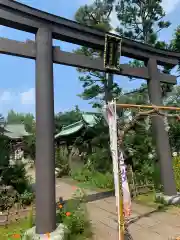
[
  {"xmin": 115, "ymin": 98, "xmax": 125, "ymax": 240},
  {"xmin": 119, "ymin": 191, "xmax": 125, "ymax": 240},
  {"xmin": 116, "ymin": 103, "xmax": 180, "ymax": 111},
  {"xmin": 118, "ymin": 162, "xmax": 124, "ymax": 240}
]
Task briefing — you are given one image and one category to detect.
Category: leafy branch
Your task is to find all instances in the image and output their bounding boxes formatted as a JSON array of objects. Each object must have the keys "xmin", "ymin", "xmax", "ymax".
[{"xmin": 118, "ymin": 107, "xmax": 180, "ymax": 144}]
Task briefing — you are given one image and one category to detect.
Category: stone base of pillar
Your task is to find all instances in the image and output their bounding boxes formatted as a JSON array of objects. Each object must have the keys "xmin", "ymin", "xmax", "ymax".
[
  {"xmin": 22, "ymin": 224, "xmax": 67, "ymax": 240},
  {"xmin": 156, "ymin": 192, "xmax": 180, "ymax": 205}
]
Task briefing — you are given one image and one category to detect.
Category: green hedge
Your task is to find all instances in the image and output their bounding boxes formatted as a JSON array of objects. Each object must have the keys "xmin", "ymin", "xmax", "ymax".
[
  {"xmin": 71, "ymin": 156, "xmax": 180, "ymax": 192},
  {"xmin": 57, "ymin": 189, "xmax": 92, "ymax": 240},
  {"xmin": 71, "ymin": 167, "xmax": 114, "ymax": 190},
  {"xmin": 173, "ymin": 156, "xmax": 180, "ymax": 192}
]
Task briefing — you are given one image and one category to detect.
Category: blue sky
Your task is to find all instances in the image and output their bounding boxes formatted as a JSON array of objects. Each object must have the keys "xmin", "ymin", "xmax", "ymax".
[{"xmin": 0, "ymin": 0, "xmax": 180, "ymax": 116}]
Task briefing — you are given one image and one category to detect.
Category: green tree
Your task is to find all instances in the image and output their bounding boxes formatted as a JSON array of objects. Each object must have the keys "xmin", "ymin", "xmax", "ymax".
[
  {"xmin": 167, "ymin": 26, "xmax": 180, "ymax": 152},
  {"xmin": 115, "ymin": 0, "xmax": 170, "ymax": 43},
  {"xmin": 0, "ymin": 114, "xmax": 10, "ymax": 169},
  {"xmin": 165, "ymin": 85, "xmax": 180, "ymax": 152},
  {"xmin": 0, "ymin": 114, "xmax": 30, "ymax": 195},
  {"xmin": 115, "ymin": 0, "xmax": 173, "ymax": 96},
  {"xmin": 7, "ymin": 110, "xmax": 35, "ymax": 160},
  {"xmin": 0, "ymin": 114, "xmax": 4, "ymax": 124},
  {"xmin": 7, "ymin": 110, "xmax": 34, "ymax": 131},
  {"xmin": 55, "ymin": 105, "xmax": 82, "ymax": 133},
  {"xmin": 75, "ymin": 0, "xmax": 121, "ymax": 108},
  {"xmin": 117, "ymin": 88, "xmax": 154, "ymax": 177},
  {"xmin": 73, "ymin": 1, "xmax": 122, "ymax": 173},
  {"xmin": 113, "ymin": 0, "xmax": 178, "ymax": 176},
  {"xmin": 170, "ymin": 25, "xmax": 180, "ymax": 71}
]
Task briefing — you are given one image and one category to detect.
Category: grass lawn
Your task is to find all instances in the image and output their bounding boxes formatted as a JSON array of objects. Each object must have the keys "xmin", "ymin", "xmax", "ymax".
[
  {"xmin": 0, "ymin": 218, "xmax": 30, "ymax": 240},
  {"xmin": 60, "ymin": 176, "xmax": 113, "ymax": 193},
  {"xmin": 134, "ymin": 191, "xmax": 180, "ymax": 215},
  {"xmin": 134, "ymin": 192, "xmax": 160, "ymax": 207},
  {"xmin": 76, "ymin": 181, "xmax": 113, "ymax": 192}
]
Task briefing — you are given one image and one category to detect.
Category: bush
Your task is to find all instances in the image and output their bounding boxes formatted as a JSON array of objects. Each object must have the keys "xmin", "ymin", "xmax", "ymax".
[
  {"xmin": 151, "ymin": 163, "xmax": 162, "ymax": 192},
  {"xmin": 56, "ymin": 189, "xmax": 92, "ymax": 240},
  {"xmin": 0, "ymin": 186, "xmax": 18, "ymax": 211},
  {"xmin": 173, "ymin": 156, "xmax": 180, "ymax": 191},
  {"xmin": 0, "ymin": 135, "xmax": 10, "ymax": 168},
  {"xmin": 0, "ymin": 188, "xmax": 34, "ymax": 212},
  {"xmin": 71, "ymin": 166, "xmax": 114, "ymax": 190},
  {"xmin": 91, "ymin": 171, "xmax": 114, "ymax": 189},
  {"xmin": 27, "ymin": 207, "xmax": 34, "ymax": 228},
  {"xmin": 55, "ymin": 147, "xmax": 70, "ymax": 177},
  {"xmin": 86, "ymin": 148, "xmax": 112, "ymax": 173},
  {"xmin": 71, "ymin": 167, "xmax": 92, "ymax": 182},
  {"xmin": 1, "ymin": 162, "xmax": 31, "ymax": 194},
  {"xmin": 19, "ymin": 190, "xmax": 35, "ymax": 206}
]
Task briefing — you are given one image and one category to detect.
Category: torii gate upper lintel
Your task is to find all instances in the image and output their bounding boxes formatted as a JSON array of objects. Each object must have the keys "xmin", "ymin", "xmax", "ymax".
[{"xmin": 0, "ymin": 0, "xmax": 179, "ymax": 234}]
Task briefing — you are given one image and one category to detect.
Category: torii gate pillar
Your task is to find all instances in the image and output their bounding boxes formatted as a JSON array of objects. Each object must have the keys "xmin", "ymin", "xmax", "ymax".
[
  {"xmin": 147, "ymin": 58, "xmax": 176, "ymax": 196},
  {"xmin": 35, "ymin": 28, "xmax": 56, "ymax": 233}
]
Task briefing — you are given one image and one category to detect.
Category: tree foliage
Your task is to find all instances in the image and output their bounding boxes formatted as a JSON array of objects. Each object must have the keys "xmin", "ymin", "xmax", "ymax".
[
  {"xmin": 55, "ymin": 105, "xmax": 82, "ymax": 133},
  {"xmin": 170, "ymin": 25, "xmax": 180, "ymax": 73},
  {"xmin": 115, "ymin": 0, "xmax": 173, "ymax": 95},
  {"xmin": 75, "ymin": 0, "xmax": 121, "ymax": 108},
  {"xmin": 72, "ymin": 0, "xmax": 180, "ymax": 185},
  {"xmin": 7, "ymin": 110, "xmax": 36, "ymax": 160},
  {"xmin": 115, "ymin": 0, "xmax": 171, "ymax": 44},
  {"xmin": 75, "ymin": 0, "xmax": 114, "ymax": 31},
  {"xmin": 165, "ymin": 86, "xmax": 180, "ymax": 152}
]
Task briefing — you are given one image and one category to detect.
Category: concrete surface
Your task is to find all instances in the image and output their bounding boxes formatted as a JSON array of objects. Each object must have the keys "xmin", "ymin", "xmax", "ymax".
[{"xmin": 56, "ymin": 180, "xmax": 180, "ymax": 240}]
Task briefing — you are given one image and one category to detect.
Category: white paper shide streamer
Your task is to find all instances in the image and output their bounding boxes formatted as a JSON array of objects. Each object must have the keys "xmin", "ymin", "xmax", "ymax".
[{"xmin": 105, "ymin": 100, "xmax": 131, "ymax": 218}]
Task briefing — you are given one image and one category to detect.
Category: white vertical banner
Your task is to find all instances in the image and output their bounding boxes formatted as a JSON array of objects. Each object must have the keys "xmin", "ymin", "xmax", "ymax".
[
  {"xmin": 114, "ymin": 99, "xmax": 131, "ymax": 218},
  {"xmin": 104, "ymin": 100, "xmax": 132, "ymax": 239},
  {"xmin": 105, "ymin": 100, "xmax": 124, "ymax": 240},
  {"xmin": 105, "ymin": 101, "xmax": 119, "ymax": 208},
  {"xmin": 119, "ymin": 151, "xmax": 131, "ymax": 218}
]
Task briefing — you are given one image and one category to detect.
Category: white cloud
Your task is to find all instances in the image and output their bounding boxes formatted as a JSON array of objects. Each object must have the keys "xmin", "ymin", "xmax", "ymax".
[
  {"xmin": 20, "ymin": 88, "xmax": 35, "ymax": 105},
  {"xmin": 0, "ymin": 91, "xmax": 12, "ymax": 102},
  {"xmin": 0, "ymin": 88, "xmax": 35, "ymax": 107}
]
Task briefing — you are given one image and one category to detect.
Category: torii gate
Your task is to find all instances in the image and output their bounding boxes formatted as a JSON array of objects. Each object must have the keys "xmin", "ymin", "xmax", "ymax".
[{"xmin": 0, "ymin": 0, "xmax": 179, "ymax": 234}]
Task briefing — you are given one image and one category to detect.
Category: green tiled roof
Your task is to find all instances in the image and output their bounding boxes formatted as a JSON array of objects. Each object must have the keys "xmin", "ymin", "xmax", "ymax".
[
  {"xmin": 82, "ymin": 113, "xmax": 98, "ymax": 127},
  {"xmin": 55, "ymin": 113, "xmax": 99, "ymax": 139},
  {"xmin": 55, "ymin": 121, "xmax": 84, "ymax": 139},
  {"xmin": 1, "ymin": 124, "xmax": 30, "ymax": 139}
]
